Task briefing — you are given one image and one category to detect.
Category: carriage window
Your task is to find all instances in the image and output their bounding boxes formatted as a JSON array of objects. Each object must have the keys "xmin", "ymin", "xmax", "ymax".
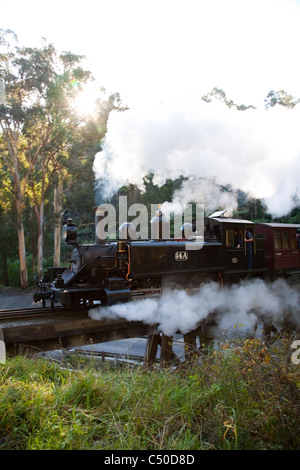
[
  {"xmin": 274, "ymin": 230, "xmax": 289, "ymax": 249},
  {"xmin": 291, "ymin": 237, "xmax": 296, "ymax": 249},
  {"xmin": 274, "ymin": 231, "xmax": 281, "ymax": 249},
  {"xmin": 282, "ymin": 231, "xmax": 289, "ymax": 248}
]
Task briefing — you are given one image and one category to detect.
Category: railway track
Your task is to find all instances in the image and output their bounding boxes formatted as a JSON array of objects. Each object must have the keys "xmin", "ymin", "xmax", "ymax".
[
  {"xmin": 0, "ymin": 287, "xmax": 162, "ymax": 322},
  {"xmin": 0, "ymin": 306, "xmax": 66, "ymax": 321},
  {"xmin": 0, "ymin": 287, "xmax": 163, "ymax": 355}
]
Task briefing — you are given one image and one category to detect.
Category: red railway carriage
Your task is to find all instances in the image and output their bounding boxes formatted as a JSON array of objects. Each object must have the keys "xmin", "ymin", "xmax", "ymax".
[{"xmin": 255, "ymin": 223, "xmax": 300, "ymax": 275}]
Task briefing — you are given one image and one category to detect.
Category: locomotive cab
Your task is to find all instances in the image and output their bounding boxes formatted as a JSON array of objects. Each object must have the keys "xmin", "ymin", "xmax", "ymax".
[{"xmin": 208, "ymin": 212, "xmax": 266, "ymax": 278}]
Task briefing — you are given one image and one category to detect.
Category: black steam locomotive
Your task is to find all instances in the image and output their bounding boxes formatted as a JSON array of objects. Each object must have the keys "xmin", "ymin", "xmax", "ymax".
[{"xmin": 34, "ymin": 209, "xmax": 300, "ymax": 310}]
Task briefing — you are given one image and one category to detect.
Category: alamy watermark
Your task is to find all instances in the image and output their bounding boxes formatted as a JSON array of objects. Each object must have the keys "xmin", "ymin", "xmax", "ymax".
[
  {"xmin": 0, "ymin": 329, "xmax": 6, "ymax": 364},
  {"xmin": 95, "ymin": 197, "xmax": 204, "ymax": 250},
  {"xmin": 291, "ymin": 340, "xmax": 300, "ymax": 365},
  {"xmin": 0, "ymin": 79, "xmax": 5, "ymax": 105}
]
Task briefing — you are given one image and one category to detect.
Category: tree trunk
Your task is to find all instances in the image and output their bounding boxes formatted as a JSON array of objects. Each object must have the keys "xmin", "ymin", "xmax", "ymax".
[
  {"xmin": 17, "ymin": 220, "xmax": 28, "ymax": 289},
  {"xmin": 54, "ymin": 179, "xmax": 63, "ymax": 267},
  {"xmin": 14, "ymin": 192, "xmax": 28, "ymax": 289},
  {"xmin": 37, "ymin": 200, "xmax": 44, "ymax": 277}
]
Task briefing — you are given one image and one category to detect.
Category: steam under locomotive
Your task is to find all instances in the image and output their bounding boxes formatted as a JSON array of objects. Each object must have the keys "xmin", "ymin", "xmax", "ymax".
[{"xmin": 34, "ymin": 209, "xmax": 300, "ymax": 311}]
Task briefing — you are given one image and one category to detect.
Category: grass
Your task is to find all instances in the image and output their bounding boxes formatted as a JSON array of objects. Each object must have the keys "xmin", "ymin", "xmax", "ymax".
[{"xmin": 0, "ymin": 336, "xmax": 299, "ymax": 450}]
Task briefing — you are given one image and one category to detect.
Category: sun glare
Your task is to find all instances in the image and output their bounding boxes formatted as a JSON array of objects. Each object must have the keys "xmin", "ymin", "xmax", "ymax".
[{"xmin": 73, "ymin": 83, "xmax": 98, "ymax": 117}]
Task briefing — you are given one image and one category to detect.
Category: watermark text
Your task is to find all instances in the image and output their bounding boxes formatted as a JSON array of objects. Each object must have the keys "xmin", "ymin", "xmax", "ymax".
[
  {"xmin": 95, "ymin": 197, "xmax": 204, "ymax": 250},
  {"xmin": 291, "ymin": 340, "xmax": 300, "ymax": 365},
  {"xmin": 0, "ymin": 340, "xmax": 6, "ymax": 365}
]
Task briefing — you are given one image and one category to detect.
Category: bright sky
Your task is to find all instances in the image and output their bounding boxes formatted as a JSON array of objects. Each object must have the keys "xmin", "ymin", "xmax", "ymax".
[
  {"xmin": 2, "ymin": 0, "xmax": 300, "ymax": 107},
  {"xmin": 2, "ymin": 0, "xmax": 300, "ymax": 215}
]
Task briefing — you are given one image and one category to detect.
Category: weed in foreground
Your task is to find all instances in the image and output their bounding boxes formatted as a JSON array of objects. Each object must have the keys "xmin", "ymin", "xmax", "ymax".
[{"xmin": 0, "ymin": 337, "xmax": 299, "ymax": 450}]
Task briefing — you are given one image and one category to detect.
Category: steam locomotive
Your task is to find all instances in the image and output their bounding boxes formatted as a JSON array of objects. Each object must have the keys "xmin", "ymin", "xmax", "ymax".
[{"xmin": 33, "ymin": 208, "xmax": 300, "ymax": 311}]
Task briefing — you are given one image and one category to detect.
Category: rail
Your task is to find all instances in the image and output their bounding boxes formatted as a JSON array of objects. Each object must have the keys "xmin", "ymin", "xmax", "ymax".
[
  {"xmin": 0, "ymin": 306, "xmax": 66, "ymax": 321},
  {"xmin": 0, "ymin": 293, "xmax": 207, "ymax": 367},
  {"xmin": 0, "ymin": 303, "xmax": 157, "ymax": 360}
]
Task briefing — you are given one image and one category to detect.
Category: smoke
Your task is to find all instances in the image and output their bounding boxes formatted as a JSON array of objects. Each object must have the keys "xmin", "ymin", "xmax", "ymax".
[
  {"xmin": 93, "ymin": 98, "xmax": 300, "ymax": 216},
  {"xmin": 160, "ymin": 177, "xmax": 238, "ymax": 218},
  {"xmin": 89, "ymin": 278, "xmax": 300, "ymax": 337}
]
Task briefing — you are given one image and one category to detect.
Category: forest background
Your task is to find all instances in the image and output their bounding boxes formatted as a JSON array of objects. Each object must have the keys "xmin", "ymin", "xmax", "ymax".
[{"xmin": 1, "ymin": 29, "xmax": 300, "ymax": 289}]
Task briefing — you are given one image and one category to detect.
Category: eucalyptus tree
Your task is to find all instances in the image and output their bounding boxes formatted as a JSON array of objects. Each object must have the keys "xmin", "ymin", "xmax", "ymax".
[
  {"xmin": 0, "ymin": 29, "xmax": 94, "ymax": 286},
  {"xmin": 0, "ymin": 28, "xmax": 129, "ymax": 286}
]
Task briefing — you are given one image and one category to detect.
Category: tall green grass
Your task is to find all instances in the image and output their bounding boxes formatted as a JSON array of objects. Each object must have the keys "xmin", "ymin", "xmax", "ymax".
[{"xmin": 0, "ymin": 337, "xmax": 299, "ymax": 450}]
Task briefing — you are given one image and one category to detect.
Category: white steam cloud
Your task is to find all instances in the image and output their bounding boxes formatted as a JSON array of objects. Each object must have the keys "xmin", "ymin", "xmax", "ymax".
[
  {"xmin": 89, "ymin": 279, "xmax": 300, "ymax": 337},
  {"xmin": 93, "ymin": 98, "xmax": 300, "ymax": 216},
  {"xmin": 160, "ymin": 177, "xmax": 238, "ymax": 218}
]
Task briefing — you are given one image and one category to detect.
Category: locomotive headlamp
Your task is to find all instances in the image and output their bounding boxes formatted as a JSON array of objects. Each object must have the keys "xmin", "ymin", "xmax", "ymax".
[{"xmin": 62, "ymin": 218, "xmax": 77, "ymax": 245}]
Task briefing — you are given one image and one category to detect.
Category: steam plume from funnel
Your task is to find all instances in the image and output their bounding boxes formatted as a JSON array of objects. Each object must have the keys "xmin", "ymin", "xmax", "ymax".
[{"xmin": 93, "ymin": 98, "xmax": 300, "ymax": 216}]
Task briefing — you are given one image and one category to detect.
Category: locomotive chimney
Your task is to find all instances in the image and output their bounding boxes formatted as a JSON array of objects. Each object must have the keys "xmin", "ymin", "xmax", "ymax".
[{"xmin": 150, "ymin": 210, "xmax": 170, "ymax": 240}]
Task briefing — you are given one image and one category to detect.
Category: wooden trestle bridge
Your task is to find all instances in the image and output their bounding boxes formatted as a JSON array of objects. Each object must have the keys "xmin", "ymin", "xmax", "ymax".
[{"xmin": 0, "ymin": 304, "xmax": 213, "ymax": 367}]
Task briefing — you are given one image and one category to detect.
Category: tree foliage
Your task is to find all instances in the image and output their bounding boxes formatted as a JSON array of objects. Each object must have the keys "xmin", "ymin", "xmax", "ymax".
[
  {"xmin": 202, "ymin": 87, "xmax": 256, "ymax": 110},
  {"xmin": 264, "ymin": 90, "xmax": 300, "ymax": 109},
  {"xmin": 202, "ymin": 86, "xmax": 300, "ymax": 110},
  {"xmin": 0, "ymin": 29, "xmax": 127, "ymax": 286}
]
